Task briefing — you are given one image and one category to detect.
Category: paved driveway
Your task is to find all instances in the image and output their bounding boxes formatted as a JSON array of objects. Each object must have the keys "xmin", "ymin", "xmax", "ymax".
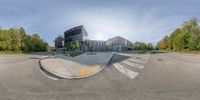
[{"xmin": 0, "ymin": 52, "xmax": 200, "ymax": 100}]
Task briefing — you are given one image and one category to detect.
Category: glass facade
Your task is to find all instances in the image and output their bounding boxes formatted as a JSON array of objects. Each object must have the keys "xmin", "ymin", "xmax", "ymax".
[
  {"xmin": 64, "ymin": 25, "xmax": 88, "ymax": 51},
  {"xmin": 106, "ymin": 36, "xmax": 132, "ymax": 51},
  {"xmin": 64, "ymin": 26, "xmax": 87, "ymax": 44}
]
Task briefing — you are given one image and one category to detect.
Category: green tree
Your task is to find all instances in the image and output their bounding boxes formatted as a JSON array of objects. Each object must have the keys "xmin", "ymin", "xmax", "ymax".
[
  {"xmin": 73, "ymin": 41, "xmax": 81, "ymax": 50},
  {"xmin": 157, "ymin": 36, "xmax": 169, "ymax": 50},
  {"xmin": 157, "ymin": 18, "xmax": 200, "ymax": 51},
  {"xmin": 182, "ymin": 18, "xmax": 200, "ymax": 50},
  {"xmin": 0, "ymin": 27, "xmax": 49, "ymax": 53},
  {"xmin": 19, "ymin": 27, "xmax": 26, "ymax": 51},
  {"xmin": 132, "ymin": 42, "xmax": 154, "ymax": 50},
  {"xmin": 24, "ymin": 35, "xmax": 32, "ymax": 51},
  {"xmin": 0, "ymin": 30, "xmax": 12, "ymax": 51},
  {"xmin": 147, "ymin": 43, "xmax": 153, "ymax": 50}
]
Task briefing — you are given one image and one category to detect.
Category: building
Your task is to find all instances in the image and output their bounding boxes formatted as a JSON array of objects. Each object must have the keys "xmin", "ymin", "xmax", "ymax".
[
  {"xmin": 57, "ymin": 25, "xmax": 133, "ymax": 52},
  {"xmin": 106, "ymin": 36, "xmax": 132, "ymax": 51},
  {"xmin": 54, "ymin": 35, "xmax": 64, "ymax": 48},
  {"xmin": 64, "ymin": 25, "xmax": 88, "ymax": 51},
  {"xmin": 88, "ymin": 40, "xmax": 106, "ymax": 51}
]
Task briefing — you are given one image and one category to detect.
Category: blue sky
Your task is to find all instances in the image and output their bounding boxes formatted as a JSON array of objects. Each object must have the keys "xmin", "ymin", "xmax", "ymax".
[{"xmin": 0, "ymin": 0, "xmax": 200, "ymax": 46}]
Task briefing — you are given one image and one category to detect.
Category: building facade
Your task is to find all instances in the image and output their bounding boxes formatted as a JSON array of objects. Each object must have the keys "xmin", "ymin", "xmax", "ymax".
[
  {"xmin": 64, "ymin": 25, "xmax": 88, "ymax": 51},
  {"xmin": 56, "ymin": 25, "xmax": 133, "ymax": 52},
  {"xmin": 106, "ymin": 36, "xmax": 132, "ymax": 51},
  {"xmin": 54, "ymin": 35, "xmax": 64, "ymax": 48},
  {"xmin": 88, "ymin": 40, "xmax": 106, "ymax": 51}
]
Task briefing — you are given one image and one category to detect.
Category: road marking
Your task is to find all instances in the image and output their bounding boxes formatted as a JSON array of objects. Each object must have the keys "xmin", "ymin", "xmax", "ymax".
[
  {"xmin": 122, "ymin": 60, "xmax": 144, "ymax": 69},
  {"xmin": 113, "ymin": 63, "xmax": 139, "ymax": 79},
  {"xmin": 79, "ymin": 65, "xmax": 100, "ymax": 76},
  {"xmin": 128, "ymin": 58, "xmax": 146, "ymax": 63},
  {"xmin": 116, "ymin": 53, "xmax": 133, "ymax": 57},
  {"xmin": 39, "ymin": 68, "xmax": 58, "ymax": 80}
]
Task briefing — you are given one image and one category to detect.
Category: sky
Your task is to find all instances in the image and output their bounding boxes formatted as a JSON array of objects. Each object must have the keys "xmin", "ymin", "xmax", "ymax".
[{"xmin": 0, "ymin": 0, "xmax": 200, "ymax": 46}]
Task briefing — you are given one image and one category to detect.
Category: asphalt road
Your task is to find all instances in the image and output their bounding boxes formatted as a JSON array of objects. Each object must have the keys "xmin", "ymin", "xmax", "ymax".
[{"xmin": 0, "ymin": 52, "xmax": 200, "ymax": 100}]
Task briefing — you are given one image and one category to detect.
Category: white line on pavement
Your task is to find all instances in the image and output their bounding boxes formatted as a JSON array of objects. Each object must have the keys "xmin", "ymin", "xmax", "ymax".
[
  {"xmin": 116, "ymin": 53, "xmax": 133, "ymax": 57},
  {"xmin": 122, "ymin": 60, "xmax": 144, "ymax": 69},
  {"xmin": 39, "ymin": 68, "xmax": 58, "ymax": 81},
  {"xmin": 113, "ymin": 63, "xmax": 139, "ymax": 79},
  {"xmin": 128, "ymin": 58, "xmax": 146, "ymax": 63}
]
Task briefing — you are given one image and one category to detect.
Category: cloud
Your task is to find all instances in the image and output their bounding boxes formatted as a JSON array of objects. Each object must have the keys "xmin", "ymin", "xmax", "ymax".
[
  {"xmin": 1, "ymin": 0, "xmax": 200, "ymax": 46},
  {"xmin": 55, "ymin": 7, "xmax": 185, "ymax": 43}
]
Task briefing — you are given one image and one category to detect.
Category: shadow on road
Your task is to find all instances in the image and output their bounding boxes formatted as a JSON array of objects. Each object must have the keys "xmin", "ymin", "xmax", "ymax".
[{"xmin": 107, "ymin": 53, "xmax": 130, "ymax": 67}]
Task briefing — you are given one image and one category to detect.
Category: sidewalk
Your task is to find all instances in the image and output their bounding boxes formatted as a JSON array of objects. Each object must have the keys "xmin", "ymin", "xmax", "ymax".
[{"xmin": 40, "ymin": 52, "xmax": 113, "ymax": 79}]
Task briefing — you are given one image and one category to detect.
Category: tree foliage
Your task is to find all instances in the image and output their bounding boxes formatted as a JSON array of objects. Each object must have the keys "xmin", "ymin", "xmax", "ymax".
[
  {"xmin": 0, "ymin": 27, "xmax": 49, "ymax": 53},
  {"xmin": 66, "ymin": 41, "xmax": 81, "ymax": 51},
  {"xmin": 156, "ymin": 18, "xmax": 200, "ymax": 51},
  {"xmin": 132, "ymin": 42, "xmax": 154, "ymax": 50}
]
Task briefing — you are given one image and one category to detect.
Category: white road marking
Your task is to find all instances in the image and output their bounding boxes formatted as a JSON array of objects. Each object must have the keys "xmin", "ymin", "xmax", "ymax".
[
  {"xmin": 116, "ymin": 53, "xmax": 133, "ymax": 57},
  {"xmin": 145, "ymin": 54, "xmax": 150, "ymax": 62},
  {"xmin": 123, "ymin": 60, "xmax": 144, "ymax": 69},
  {"xmin": 39, "ymin": 68, "xmax": 58, "ymax": 80},
  {"xmin": 128, "ymin": 58, "xmax": 146, "ymax": 63},
  {"xmin": 113, "ymin": 63, "xmax": 139, "ymax": 79}
]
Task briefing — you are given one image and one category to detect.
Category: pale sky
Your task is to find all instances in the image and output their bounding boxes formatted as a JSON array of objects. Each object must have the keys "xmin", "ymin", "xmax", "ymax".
[{"xmin": 0, "ymin": 0, "xmax": 200, "ymax": 46}]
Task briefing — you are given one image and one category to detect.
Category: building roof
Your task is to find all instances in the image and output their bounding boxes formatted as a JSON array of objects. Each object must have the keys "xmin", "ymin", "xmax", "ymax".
[
  {"xmin": 64, "ymin": 25, "xmax": 83, "ymax": 33},
  {"xmin": 64, "ymin": 25, "xmax": 88, "ymax": 37},
  {"xmin": 107, "ymin": 36, "xmax": 132, "ymax": 43},
  {"xmin": 88, "ymin": 40, "xmax": 106, "ymax": 42}
]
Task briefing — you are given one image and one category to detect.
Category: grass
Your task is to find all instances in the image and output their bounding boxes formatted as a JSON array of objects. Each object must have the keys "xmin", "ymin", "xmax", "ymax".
[
  {"xmin": 158, "ymin": 49, "xmax": 200, "ymax": 54},
  {"xmin": 178, "ymin": 50, "xmax": 200, "ymax": 54},
  {"xmin": 0, "ymin": 51, "xmax": 23, "ymax": 54}
]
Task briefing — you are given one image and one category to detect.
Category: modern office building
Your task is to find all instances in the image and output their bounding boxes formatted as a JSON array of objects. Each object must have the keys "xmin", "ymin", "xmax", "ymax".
[
  {"xmin": 106, "ymin": 36, "xmax": 132, "ymax": 51},
  {"xmin": 88, "ymin": 40, "xmax": 106, "ymax": 51},
  {"xmin": 64, "ymin": 25, "xmax": 88, "ymax": 51},
  {"xmin": 58, "ymin": 25, "xmax": 132, "ymax": 52},
  {"xmin": 54, "ymin": 35, "xmax": 64, "ymax": 48}
]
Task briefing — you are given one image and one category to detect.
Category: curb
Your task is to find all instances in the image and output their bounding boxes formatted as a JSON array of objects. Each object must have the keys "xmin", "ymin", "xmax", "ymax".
[
  {"xmin": 39, "ymin": 52, "xmax": 114, "ymax": 79},
  {"xmin": 39, "ymin": 58, "xmax": 65, "ymax": 79},
  {"xmin": 39, "ymin": 57, "xmax": 75, "ymax": 79}
]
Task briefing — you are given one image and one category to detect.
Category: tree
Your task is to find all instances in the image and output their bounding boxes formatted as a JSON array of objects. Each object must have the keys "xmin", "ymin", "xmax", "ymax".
[
  {"xmin": 132, "ymin": 42, "xmax": 140, "ymax": 50},
  {"xmin": 0, "ymin": 30, "xmax": 12, "ymax": 51},
  {"xmin": 65, "ymin": 41, "xmax": 81, "ymax": 51},
  {"xmin": 147, "ymin": 43, "xmax": 153, "ymax": 50},
  {"xmin": 157, "ymin": 36, "xmax": 169, "ymax": 50},
  {"xmin": 30, "ymin": 34, "xmax": 49, "ymax": 52},
  {"xmin": 0, "ymin": 27, "xmax": 49, "ymax": 53},
  {"xmin": 182, "ymin": 18, "xmax": 200, "ymax": 50},
  {"xmin": 132, "ymin": 42, "xmax": 154, "ymax": 50},
  {"xmin": 11, "ymin": 28, "xmax": 22, "ymax": 52},
  {"xmin": 24, "ymin": 35, "xmax": 32, "ymax": 51},
  {"xmin": 157, "ymin": 18, "xmax": 200, "ymax": 51},
  {"xmin": 19, "ymin": 27, "xmax": 26, "ymax": 51},
  {"xmin": 73, "ymin": 41, "xmax": 81, "ymax": 51},
  {"xmin": 169, "ymin": 28, "xmax": 185, "ymax": 51}
]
